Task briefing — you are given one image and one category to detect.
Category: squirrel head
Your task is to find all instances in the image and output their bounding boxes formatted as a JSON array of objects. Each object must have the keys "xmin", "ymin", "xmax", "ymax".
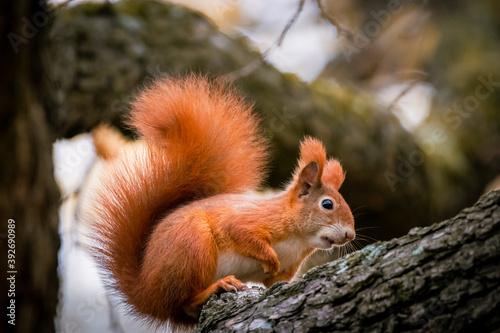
[{"xmin": 288, "ymin": 137, "xmax": 355, "ymax": 250}]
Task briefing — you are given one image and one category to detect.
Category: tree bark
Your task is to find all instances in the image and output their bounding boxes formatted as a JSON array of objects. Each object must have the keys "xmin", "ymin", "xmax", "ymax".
[
  {"xmin": 197, "ymin": 190, "xmax": 500, "ymax": 332},
  {"xmin": 0, "ymin": 1, "xmax": 60, "ymax": 332}
]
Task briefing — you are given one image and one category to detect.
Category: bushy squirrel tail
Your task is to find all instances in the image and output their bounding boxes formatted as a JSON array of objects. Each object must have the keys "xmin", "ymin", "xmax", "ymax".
[
  {"xmin": 85, "ymin": 75, "xmax": 268, "ymax": 323},
  {"xmin": 129, "ymin": 74, "xmax": 268, "ymax": 193}
]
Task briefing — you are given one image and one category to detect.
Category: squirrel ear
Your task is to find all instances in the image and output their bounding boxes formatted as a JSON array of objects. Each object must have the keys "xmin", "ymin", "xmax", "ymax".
[
  {"xmin": 323, "ymin": 158, "xmax": 345, "ymax": 190},
  {"xmin": 296, "ymin": 161, "xmax": 320, "ymax": 198}
]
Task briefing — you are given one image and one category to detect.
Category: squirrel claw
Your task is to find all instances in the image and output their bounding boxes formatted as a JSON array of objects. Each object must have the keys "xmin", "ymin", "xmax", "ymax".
[{"xmin": 217, "ymin": 275, "xmax": 247, "ymax": 293}]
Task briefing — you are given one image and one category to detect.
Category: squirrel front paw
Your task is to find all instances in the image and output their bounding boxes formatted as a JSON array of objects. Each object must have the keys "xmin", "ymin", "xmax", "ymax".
[
  {"xmin": 216, "ymin": 275, "xmax": 248, "ymax": 293},
  {"xmin": 262, "ymin": 258, "xmax": 280, "ymax": 277}
]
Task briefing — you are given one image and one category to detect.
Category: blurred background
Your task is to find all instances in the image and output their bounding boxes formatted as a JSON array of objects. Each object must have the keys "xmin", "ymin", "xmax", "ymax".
[{"xmin": 1, "ymin": 0, "xmax": 499, "ymax": 332}]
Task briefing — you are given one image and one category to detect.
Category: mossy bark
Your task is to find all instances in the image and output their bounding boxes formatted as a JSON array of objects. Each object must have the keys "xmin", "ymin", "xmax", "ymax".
[{"xmin": 197, "ymin": 190, "xmax": 500, "ymax": 332}]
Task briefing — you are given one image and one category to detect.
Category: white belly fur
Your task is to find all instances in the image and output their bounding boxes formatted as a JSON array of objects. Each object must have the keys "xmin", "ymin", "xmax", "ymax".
[{"xmin": 214, "ymin": 237, "xmax": 308, "ymax": 283}]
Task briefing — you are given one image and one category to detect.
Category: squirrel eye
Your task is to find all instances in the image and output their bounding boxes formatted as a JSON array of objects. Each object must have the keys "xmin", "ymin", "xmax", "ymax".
[{"xmin": 321, "ymin": 199, "xmax": 334, "ymax": 210}]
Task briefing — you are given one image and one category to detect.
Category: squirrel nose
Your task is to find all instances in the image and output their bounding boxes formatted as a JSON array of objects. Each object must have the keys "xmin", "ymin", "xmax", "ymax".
[{"xmin": 345, "ymin": 230, "xmax": 355, "ymax": 241}]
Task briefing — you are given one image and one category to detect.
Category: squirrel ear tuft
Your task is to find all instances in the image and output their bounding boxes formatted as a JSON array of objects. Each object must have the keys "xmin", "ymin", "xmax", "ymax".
[
  {"xmin": 296, "ymin": 161, "xmax": 320, "ymax": 198},
  {"xmin": 298, "ymin": 137, "xmax": 326, "ymax": 172},
  {"xmin": 323, "ymin": 158, "xmax": 345, "ymax": 190}
]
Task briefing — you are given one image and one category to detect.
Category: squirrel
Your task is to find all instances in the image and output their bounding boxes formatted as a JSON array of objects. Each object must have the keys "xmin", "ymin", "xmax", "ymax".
[{"xmin": 84, "ymin": 75, "xmax": 355, "ymax": 330}]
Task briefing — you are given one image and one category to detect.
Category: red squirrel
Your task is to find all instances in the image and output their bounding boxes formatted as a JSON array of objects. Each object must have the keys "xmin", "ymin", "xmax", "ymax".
[{"xmin": 84, "ymin": 75, "xmax": 355, "ymax": 329}]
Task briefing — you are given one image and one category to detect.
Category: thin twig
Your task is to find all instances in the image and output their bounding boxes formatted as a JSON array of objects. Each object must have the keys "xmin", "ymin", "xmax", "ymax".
[
  {"xmin": 316, "ymin": 0, "xmax": 355, "ymax": 40},
  {"xmin": 223, "ymin": 0, "xmax": 305, "ymax": 82},
  {"xmin": 387, "ymin": 80, "xmax": 419, "ymax": 111},
  {"xmin": 386, "ymin": 72, "xmax": 428, "ymax": 111},
  {"xmin": 270, "ymin": 0, "xmax": 306, "ymax": 51}
]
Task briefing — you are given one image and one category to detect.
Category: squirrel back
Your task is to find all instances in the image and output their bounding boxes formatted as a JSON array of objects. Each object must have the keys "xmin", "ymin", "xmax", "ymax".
[{"xmin": 85, "ymin": 75, "xmax": 268, "ymax": 326}]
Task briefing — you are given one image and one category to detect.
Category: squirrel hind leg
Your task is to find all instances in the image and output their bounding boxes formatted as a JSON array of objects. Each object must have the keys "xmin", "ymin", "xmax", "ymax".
[
  {"xmin": 183, "ymin": 275, "xmax": 247, "ymax": 319},
  {"xmin": 91, "ymin": 124, "xmax": 129, "ymax": 160}
]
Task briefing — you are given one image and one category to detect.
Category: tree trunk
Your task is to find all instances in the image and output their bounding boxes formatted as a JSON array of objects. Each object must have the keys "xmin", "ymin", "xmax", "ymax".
[
  {"xmin": 0, "ymin": 1, "xmax": 60, "ymax": 332},
  {"xmin": 197, "ymin": 190, "xmax": 500, "ymax": 332}
]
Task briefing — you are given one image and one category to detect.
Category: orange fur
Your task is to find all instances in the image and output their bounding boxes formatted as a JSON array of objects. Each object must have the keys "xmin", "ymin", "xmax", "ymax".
[
  {"xmin": 324, "ymin": 158, "xmax": 346, "ymax": 190},
  {"xmin": 84, "ymin": 75, "xmax": 355, "ymax": 330}
]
